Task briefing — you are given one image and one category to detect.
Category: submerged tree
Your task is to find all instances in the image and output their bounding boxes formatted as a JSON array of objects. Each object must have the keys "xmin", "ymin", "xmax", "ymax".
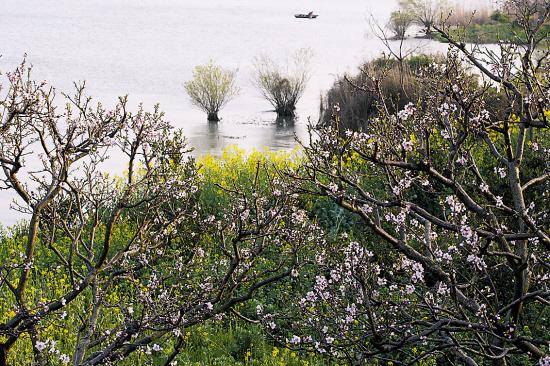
[
  {"xmin": 184, "ymin": 61, "xmax": 239, "ymax": 122},
  {"xmin": 0, "ymin": 60, "xmax": 320, "ymax": 365},
  {"xmin": 259, "ymin": 1, "xmax": 550, "ymax": 364},
  {"xmin": 253, "ymin": 49, "xmax": 312, "ymax": 118}
]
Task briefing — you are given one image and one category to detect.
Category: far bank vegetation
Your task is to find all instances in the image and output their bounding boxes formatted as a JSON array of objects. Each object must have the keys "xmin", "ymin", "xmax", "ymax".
[{"xmin": 397, "ymin": 0, "xmax": 549, "ymax": 44}]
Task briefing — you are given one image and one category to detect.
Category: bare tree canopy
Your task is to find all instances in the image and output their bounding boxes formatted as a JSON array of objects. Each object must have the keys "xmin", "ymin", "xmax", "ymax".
[
  {"xmin": 399, "ymin": 0, "xmax": 449, "ymax": 35},
  {"xmin": 388, "ymin": 10, "xmax": 415, "ymax": 39},
  {"xmin": 253, "ymin": 49, "xmax": 312, "ymax": 118}
]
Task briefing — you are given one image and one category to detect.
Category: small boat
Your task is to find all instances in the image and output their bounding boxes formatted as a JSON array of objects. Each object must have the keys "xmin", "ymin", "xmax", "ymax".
[{"xmin": 295, "ymin": 12, "xmax": 318, "ymax": 19}]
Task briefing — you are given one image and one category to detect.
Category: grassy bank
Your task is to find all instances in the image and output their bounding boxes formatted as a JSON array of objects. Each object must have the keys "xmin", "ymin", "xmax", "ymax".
[{"xmin": 433, "ymin": 11, "xmax": 549, "ymax": 44}]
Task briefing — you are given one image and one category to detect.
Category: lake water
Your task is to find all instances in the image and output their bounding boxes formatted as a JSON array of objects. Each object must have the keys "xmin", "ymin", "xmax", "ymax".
[
  {"xmin": 1, "ymin": 0, "xmax": 461, "ymax": 225},
  {"xmin": 0, "ymin": 0, "xmax": 424, "ymax": 153}
]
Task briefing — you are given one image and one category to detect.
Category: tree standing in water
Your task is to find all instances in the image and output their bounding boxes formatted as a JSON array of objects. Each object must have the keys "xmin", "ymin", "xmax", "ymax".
[
  {"xmin": 184, "ymin": 61, "xmax": 239, "ymax": 122},
  {"xmin": 253, "ymin": 49, "xmax": 312, "ymax": 118}
]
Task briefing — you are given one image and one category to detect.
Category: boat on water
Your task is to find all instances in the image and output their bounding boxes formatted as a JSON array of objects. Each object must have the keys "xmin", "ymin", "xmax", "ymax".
[{"xmin": 295, "ymin": 11, "xmax": 318, "ymax": 19}]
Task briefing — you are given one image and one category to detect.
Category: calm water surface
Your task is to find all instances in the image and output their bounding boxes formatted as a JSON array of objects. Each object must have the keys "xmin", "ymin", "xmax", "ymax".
[{"xmin": 1, "ymin": 0, "xmax": 456, "ymax": 224}]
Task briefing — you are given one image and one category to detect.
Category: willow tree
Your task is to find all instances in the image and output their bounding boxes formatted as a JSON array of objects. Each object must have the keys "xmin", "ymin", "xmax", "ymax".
[
  {"xmin": 399, "ymin": 0, "xmax": 448, "ymax": 36},
  {"xmin": 184, "ymin": 61, "xmax": 239, "ymax": 122},
  {"xmin": 253, "ymin": 49, "xmax": 312, "ymax": 118},
  {"xmin": 388, "ymin": 10, "xmax": 414, "ymax": 39}
]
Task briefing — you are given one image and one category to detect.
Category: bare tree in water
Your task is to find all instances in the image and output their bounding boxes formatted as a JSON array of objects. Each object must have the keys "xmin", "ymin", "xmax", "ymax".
[{"xmin": 253, "ymin": 49, "xmax": 312, "ymax": 118}]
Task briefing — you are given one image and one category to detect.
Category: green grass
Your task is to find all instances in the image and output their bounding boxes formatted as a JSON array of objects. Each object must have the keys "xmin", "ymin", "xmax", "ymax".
[
  {"xmin": 169, "ymin": 321, "xmax": 336, "ymax": 366},
  {"xmin": 433, "ymin": 13, "xmax": 549, "ymax": 44}
]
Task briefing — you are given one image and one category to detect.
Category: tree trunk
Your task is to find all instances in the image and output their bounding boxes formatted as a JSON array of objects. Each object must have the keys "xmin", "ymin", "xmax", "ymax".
[
  {"xmin": 0, "ymin": 344, "xmax": 8, "ymax": 366},
  {"xmin": 275, "ymin": 105, "xmax": 296, "ymax": 117},
  {"xmin": 207, "ymin": 112, "xmax": 220, "ymax": 122}
]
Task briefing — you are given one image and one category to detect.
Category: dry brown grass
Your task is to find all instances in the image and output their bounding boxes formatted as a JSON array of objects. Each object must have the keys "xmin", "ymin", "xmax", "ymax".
[
  {"xmin": 321, "ymin": 56, "xmax": 434, "ymax": 131},
  {"xmin": 445, "ymin": 3, "xmax": 495, "ymax": 26}
]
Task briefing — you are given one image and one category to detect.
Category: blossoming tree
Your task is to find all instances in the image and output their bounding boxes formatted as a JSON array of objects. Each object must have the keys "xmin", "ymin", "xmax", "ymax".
[
  {"xmin": 260, "ymin": 1, "xmax": 550, "ymax": 364},
  {"xmin": 0, "ymin": 61, "xmax": 321, "ymax": 365}
]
